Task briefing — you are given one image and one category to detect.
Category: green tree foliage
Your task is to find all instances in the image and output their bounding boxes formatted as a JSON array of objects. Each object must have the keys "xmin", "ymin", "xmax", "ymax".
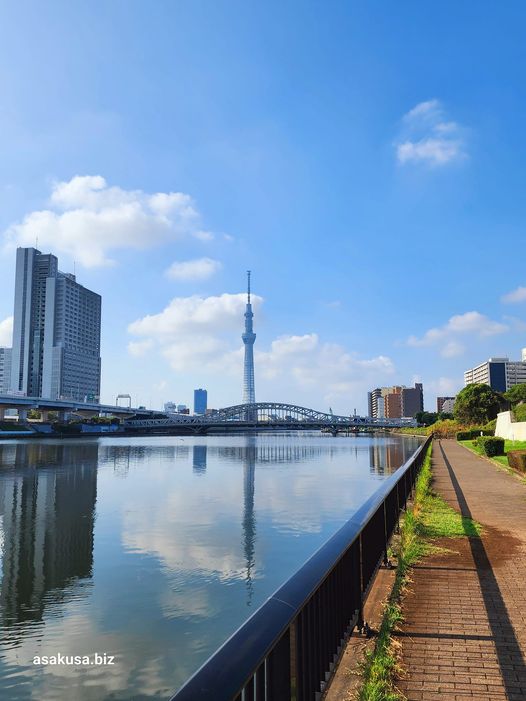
[
  {"xmin": 453, "ymin": 384, "xmax": 503, "ymax": 425},
  {"xmin": 415, "ymin": 411, "xmax": 438, "ymax": 426},
  {"xmin": 503, "ymin": 383, "xmax": 526, "ymax": 405}
]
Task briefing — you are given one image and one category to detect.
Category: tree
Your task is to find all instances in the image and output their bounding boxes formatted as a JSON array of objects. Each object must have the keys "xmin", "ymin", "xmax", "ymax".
[
  {"xmin": 503, "ymin": 383, "xmax": 526, "ymax": 406},
  {"xmin": 453, "ymin": 384, "xmax": 503, "ymax": 425},
  {"xmin": 415, "ymin": 411, "xmax": 438, "ymax": 426}
]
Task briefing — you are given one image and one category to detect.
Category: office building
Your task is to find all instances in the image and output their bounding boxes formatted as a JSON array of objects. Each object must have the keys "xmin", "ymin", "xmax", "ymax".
[
  {"xmin": 0, "ymin": 348, "xmax": 12, "ymax": 393},
  {"xmin": 401, "ymin": 383, "xmax": 424, "ymax": 417},
  {"xmin": 10, "ymin": 248, "xmax": 101, "ymax": 400},
  {"xmin": 194, "ymin": 388, "xmax": 207, "ymax": 415},
  {"xmin": 464, "ymin": 350, "xmax": 526, "ymax": 392}
]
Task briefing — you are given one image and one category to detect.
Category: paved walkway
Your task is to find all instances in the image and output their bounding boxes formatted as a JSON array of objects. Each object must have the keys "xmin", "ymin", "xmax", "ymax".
[{"xmin": 397, "ymin": 439, "xmax": 526, "ymax": 701}]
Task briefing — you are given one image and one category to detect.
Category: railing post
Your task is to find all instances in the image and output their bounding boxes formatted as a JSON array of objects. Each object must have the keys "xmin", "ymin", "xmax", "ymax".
[
  {"xmin": 266, "ymin": 628, "xmax": 291, "ymax": 701},
  {"xmin": 382, "ymin": 499, "xmax": 390, "ymax": 567},
  {"xmin": 357, "ymin": 533, "xmax": 365, "ymax": 633}
]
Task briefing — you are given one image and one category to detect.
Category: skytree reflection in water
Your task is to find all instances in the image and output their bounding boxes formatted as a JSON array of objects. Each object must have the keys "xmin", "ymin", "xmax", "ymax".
[
  {"xmin": 191, "ymin": 440, "xmax": 257, "ymax": 605},
  {"xmin": 242, "ymin": 437, "xmax": 257, "ymax": 606},
  {"xmin": 0, "ymin": 442, "xmax": 98, "ymax": 640}
]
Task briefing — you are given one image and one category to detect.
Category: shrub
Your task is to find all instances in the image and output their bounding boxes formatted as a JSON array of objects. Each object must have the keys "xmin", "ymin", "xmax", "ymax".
[
  {"xmin": 507, "ymin": 450, "xmax": 526, "ymax": 473},
  {"xmin": 428, "ymin": 419, "xmax": 462, "ymax": 438},
  {"xmin": 457, "ymin": 428, "xmax": 494, "ymax": 441},
  {"xmin": 475, "ymin": 436, "xmax": 505, "ymax": 457}
]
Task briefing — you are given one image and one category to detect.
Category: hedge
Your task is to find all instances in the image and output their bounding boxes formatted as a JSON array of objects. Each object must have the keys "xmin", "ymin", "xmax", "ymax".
[
  {"xmin": 475, "ymin": 436, "xmax": 505, "ymax": 457},
  {"xmin": 507, "ymin": 450, "xmax": 526, "ymax": 473},
  {"xmin": 457, "ymin": 429, "xmax": 494, "ymax": 441}
]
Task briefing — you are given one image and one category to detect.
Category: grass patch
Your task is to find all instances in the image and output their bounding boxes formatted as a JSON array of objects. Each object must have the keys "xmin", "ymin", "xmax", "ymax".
[
  {"xmin": 358, "ymin": 442, "xmax": 480, "ymax": 701},
  {"xmin": 460, "ymin": 439, "xmax": 526, "ymax": 476},
  {"xmin": 419, "ymin": 494, "xmax": 482, "ymax": 538}
]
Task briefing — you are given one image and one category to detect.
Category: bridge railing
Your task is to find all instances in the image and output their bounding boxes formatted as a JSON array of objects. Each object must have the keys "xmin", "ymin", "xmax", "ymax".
[{"xmin": 170, "ymin": 435, "xmax": 431, "ymax": 701}]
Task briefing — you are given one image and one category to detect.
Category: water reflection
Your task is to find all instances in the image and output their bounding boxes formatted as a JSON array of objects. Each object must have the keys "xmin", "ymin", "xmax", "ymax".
[
  {"xmin": 192, "ymin": 445, "xmax": 207, "ymax": 475},
  {"xmin": 242, "ymin": 438, "xmax": 256, "ymax": 606},
  {"xmin": 369, "ymin": 438, "xmax": 415, "ymax": 475},
  {"xmin": 0, "ymin": 433, "xmax": 421, "ymax": 700},
  {"xmin": 0, "ymin": 443, "xmax": 97, "ymax": 634}
]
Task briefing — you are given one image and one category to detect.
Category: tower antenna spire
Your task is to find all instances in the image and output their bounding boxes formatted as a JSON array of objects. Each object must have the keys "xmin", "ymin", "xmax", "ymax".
[{"xmin": 242, "ymin": 270, "xmax": 256, "ymax": 404}]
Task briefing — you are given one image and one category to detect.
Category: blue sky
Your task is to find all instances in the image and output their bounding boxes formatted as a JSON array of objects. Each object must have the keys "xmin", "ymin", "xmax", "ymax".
[{"xmin": 1, "ymin": 1, "xmax": 525, "ymax": 413}]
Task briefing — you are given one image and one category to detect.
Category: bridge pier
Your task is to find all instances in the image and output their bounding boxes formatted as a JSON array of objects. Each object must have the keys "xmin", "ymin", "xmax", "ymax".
[
  {"xmin": 17, "ymin": 408, "xmax": 28, "ymax": 423},
  {"xmin": 0, "ymin": 407, "xmax": 4, "ymax": 421}
]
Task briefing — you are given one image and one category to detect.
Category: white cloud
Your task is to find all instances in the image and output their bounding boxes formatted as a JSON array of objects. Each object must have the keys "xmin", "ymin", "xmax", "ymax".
[
  {"xmin": 3, "ymin": 175, "xmax": 212, "ymax": 267},
  {"xmin": 127, "ymin": 339, "xmax": 154, "ymax": 357},
  {"xmin": 441, "ymin": 340, "xmax": 465, "ymax": 358},
  {"xmin": 128, "ymin": 293, "xmax": 395, "ymax": 410},
  {"xmin": 407, "ymin": 311, "xmax": 507, "ymax": 356},
  {"xmin": 501, "ymin": 286, "xmax": 526, "ymax": 304},
  {"xmin": 0, "ymin": 316, "xmax": 13, "ymax": 346},
  {"xmin": 128, "ymin": 293, "xmax": 261, "ymax": 341},
  {"xmin": 165, "ymin": 257, "xmax": 222, "ymax": 281},
  {"xmin": 396, "ymin": 99, "xmax": 466, "ymax": 166},
  {"xmin": 424, "ymin": 376, "xmax": 462, "ymax": 404}
]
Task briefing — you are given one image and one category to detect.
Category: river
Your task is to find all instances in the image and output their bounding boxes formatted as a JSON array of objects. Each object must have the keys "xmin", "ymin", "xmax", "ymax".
[{"xmin": 0, "ymin": 432, "xmax": 421, "ymax": 700}]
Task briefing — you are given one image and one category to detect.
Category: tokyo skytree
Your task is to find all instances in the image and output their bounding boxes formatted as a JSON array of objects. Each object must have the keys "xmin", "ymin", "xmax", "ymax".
[{"xmin": 242, "ymin": 271, "xmax": 256, "ymax": 404}]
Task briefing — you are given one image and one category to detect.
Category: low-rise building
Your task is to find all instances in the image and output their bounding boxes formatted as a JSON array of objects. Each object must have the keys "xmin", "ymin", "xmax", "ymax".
[{"xmin": 437, "ymin": 396, "xmax": 456, "ymax": 413}]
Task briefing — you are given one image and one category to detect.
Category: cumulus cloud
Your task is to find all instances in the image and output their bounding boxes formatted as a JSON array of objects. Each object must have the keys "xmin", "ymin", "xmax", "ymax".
[
  {"xmin": 501, "ymin": 286, "xmax": 526, "ymax": 304},
  {"xmin": 3, "ymin": 175, "xmax": 212, "ymax": 267},
  {"xmin": 128, "ymin": 293, "xmax": 395, "ymax": 409},
  {"xmin": 127, "ymin": 339, "xmax": 154, "ymax": 357},
  {"xmin": 407, "ymin": 311, "xmax": 507, "ymax": 356},
  {"xmin": 165, "ymin": 257, "xmax": 222, "ymax": 281},
  {"xmin": 396, "ymin": 99, "xmax": 466, "ymax": 166},
  {"xmin": 0, "ymin": 316, "xmax": 13, "ymax": 346}
]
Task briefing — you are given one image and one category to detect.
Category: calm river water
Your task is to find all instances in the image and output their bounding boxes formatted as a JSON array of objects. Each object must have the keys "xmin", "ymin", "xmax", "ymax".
[{"xmin": 0, "ymin": 432, "xmax": 421, "ymax": 700}]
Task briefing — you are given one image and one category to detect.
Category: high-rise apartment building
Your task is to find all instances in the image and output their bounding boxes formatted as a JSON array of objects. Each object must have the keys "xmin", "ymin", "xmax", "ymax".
[
  {"xmin": 464, "ymin": 351, "xmax": 526, "ymax": 392},
  {"xmin": 368, "ymin": 383, "xmax": 424, "ymax": 419},
  {"xmin": 194, "ymin": 388, "xmax": 207, "ymax": 415},
  {"xmin": 0, "ymin": 348, "xmax": 12, "ymax": 393},
  {"xmin": 10, "ymin": 248, "xmax": 101, "ymax": 400}
]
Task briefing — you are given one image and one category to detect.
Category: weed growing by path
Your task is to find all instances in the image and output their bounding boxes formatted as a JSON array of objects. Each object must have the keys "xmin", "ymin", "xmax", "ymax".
[{"xmin": 358, "ymin": 443, "xmax": 481, "ymax": 701}]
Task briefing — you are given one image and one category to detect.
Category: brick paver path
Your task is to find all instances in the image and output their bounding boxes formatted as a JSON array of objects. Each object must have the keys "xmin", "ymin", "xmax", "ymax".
[{"xmin": 397, "ymin": 439, "xmax": 526, "ymax": 701}]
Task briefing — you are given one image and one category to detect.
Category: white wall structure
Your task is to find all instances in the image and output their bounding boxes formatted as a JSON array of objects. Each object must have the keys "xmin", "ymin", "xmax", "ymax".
[{"xmin": 495, "ymin": 410, "xmax": 526, "ymax": 441}]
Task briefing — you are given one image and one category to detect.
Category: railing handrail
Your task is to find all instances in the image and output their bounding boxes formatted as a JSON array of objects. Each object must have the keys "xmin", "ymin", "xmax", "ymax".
[{"xmin": 170, "ymin": 436, "xmax": 430, "ymax": 701}]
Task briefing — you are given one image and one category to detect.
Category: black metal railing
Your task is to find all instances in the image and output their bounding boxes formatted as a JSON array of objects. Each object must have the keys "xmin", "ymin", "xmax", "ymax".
[{"xmin": 171, "ymin": 436, "xmax": 431, "ymax": 701}]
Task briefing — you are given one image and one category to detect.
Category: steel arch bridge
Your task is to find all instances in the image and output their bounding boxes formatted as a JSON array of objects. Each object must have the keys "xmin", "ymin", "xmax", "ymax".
[{"xmin": 123, "ymin": 402, "xmax": 417, "ymax": 434}]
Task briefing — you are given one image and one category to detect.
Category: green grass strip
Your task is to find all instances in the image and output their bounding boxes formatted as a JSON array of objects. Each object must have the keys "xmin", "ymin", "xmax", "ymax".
[{"xmin": 358, "ymin": 443, "xmax": 481, "ymax": 701}]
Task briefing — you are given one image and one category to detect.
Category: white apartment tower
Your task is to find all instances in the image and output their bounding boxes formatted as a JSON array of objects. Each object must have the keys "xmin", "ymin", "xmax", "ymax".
[{"xmin": 10, "ymin": 248, "xmax": 101, "ymax": 401}]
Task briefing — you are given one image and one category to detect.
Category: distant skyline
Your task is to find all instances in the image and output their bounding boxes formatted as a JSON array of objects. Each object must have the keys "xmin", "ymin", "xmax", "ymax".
[{"xmin": 1, "ymin": 2, "xmax": 526, "ymax": 413}]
